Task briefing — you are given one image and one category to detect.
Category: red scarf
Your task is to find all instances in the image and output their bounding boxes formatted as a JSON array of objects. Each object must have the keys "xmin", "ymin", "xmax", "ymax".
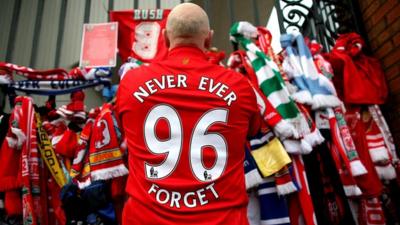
[
  {"xmin": 70, "ymin": 115, "xmax": 97, "ymax": 188},
  {"xmin": 288, "ymin": 155, "xmax": 317, "ymax": 225},
  {"xmin": 89, "ymin": 104, "xmax": 128, "ymax": 181},
  {"xmin": 326, "ymin": 33, "xmax": 388, "ymax": 104},
  {"xmin": 358, "ymin": 198, "xmax": 386, "ymax": 225},
  {"xmin": 0, "ymin": 62, "xmax": 71, "ymax": 80},
  {"xmin": 0, "ymin": 101, "xmax": 24, "ymax": 216},
  {"xmin": 16, "ymin": 96, "xmax": 38, "ymax": 225},
  {"xmin": 363, "ymin": 111, "xmax": 397, "ymax": 180},
  {"xmin": 345, "ymin": 106, "xmax": 383, "ymax": 197},
  {"xmin": 327, "ymin": 108, "xmax": 363, "ymax": 197}
]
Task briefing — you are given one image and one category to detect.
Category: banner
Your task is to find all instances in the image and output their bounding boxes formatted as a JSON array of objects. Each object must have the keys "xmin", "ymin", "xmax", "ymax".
[{"xmin": 109, "ymin": 9, "xmax": 171, "ymax": 63}]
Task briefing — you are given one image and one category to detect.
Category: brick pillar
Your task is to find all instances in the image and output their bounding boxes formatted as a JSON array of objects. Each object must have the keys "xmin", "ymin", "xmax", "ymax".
[{"xmin": 357, "ymin": 0, "xmax": 400, "ymax": 148}]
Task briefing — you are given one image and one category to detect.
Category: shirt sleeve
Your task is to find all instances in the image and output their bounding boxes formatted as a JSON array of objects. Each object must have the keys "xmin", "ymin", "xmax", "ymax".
[
  {"xmin": 245, "ymin": 80, "xmax": 264, "ymax": 138},
  {"xmin": 247, "ymin": 80, "xmax": 283, "ymax": 128}
]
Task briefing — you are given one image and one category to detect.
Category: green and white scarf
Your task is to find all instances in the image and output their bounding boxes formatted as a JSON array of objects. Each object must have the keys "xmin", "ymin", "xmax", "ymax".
[{"xmin": 230, "ymin": 22, "xmax": 308, "ymax": 135}]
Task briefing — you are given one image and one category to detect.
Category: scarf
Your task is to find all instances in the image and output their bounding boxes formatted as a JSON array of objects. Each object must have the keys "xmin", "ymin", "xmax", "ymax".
[
  {"xmin": 274, "ymin": 166, "xmax": 298, "ymax": 196},
  {"xmin": 70, "ymin": 110, "xmax": 98, "ymax": 189},
  {"xmin": 36, "ymin": 113, "xmax": 67, "ymax": 188},
  {"xmin": 259, "ymin": 29, "xmax": 327, "ymax": 155},
  {"xmin": 256, "ymin": 27, "xmax": 284, "ymax": 77},
  {"xmin": 326, "ymin": 33, "xmax": 388, "ymax": 104},
  {"xmin": 363, "ymin": 111, "xmax": 397, "ymax": 180},
  {"xmin": 280, "ymin": 33, "xmax": 341, "ymax": 110},
  {"xmin": 316, "ymin": 152, "xmax": 346, "ymax": 225},
  {"xmin": 325, "ymin": 109, "xmax": 362, "ymax": 197},
  {"xmin": 118, "ymin": 57, "xmax": 143, "ymax": 80},
  {"xmin": 89, "ymin": 104, "xmax": 128, "ymax": 181},
  {"xmin": 0, "ymin": 100, "xmax": 25, "ymax": 216},
  {"xmin": 68, "ymin": 67, "xmax": 111, "ymax": 80},
  {"xmin": 244, "ymin": 145, "xmax": 263, "ymax": 190},
  {"xmin": 227, "ymin": 50, "xmax": 297, "ymax": 139},
  {"xmin": 10, "ymin": 79, "xmax": 110, "ymax": 96},
  {"xmin": 0, "ymin": 62, "xmax": 111, "ymax": 81},
  {"xmin": 247, "ymin": 189, "xmax": 261, "ymax": 225},
  {"xmin": 0, "ymin": 106, "xmax": 24, "ymax": 191},
  {"xmin": 358, "ymin": 198, "xmax": 386, "ymax": 225},
  {"xmin": 345, "ymin": 106, "xmax": 383, "ymax": 197},
  {"xmin": 309, "ymin": 44, "xmax": 367, "ymax": 177},
  {"xmin": 15, "ymin": 96, "xmax": 38, "ymax": 225},
  {"xmin": 230, "ymin": 22, "xmax": 305, "ymax": 135},
  {"xmin": 258, "ymin": 178, "xmax": 291, "ymax": 225},
  {"xmin": 288, "ymin": 155, "xmax": 318, "ymax": 225},
  {"xmin": 330, "ymin": 108, "xmax": 368, "ymax": 175},
  {"xmin": 368, "ymin": 105, "xmax": 398, "ymax": 162},
  {"xmin": 283, "ymin": 103, "xmax": 324, "ymax": 155},
  {"xmin": 0, "ymin": 62, "xmax": 69, "ymax": 81},
  {"xmin": 230, "ymin": 22, "xmax": 325, "ymax": 155},
  {"xmin": 328, "ymin": 141, "xmax": 362, "ymax": 197},
  {"xmin": 206, "ymin": 48, "xmax": 226, "ymax": 65},
  {"xmin": 369, "ymin": 105, "xmax": 400, "ymax": 182},
  {"xmin": 56, "ymin": 90, "xmax": 87, "ymax": 122},
  {"xmin": 247, "ymin": 127, "xmax": 299, "ymax": 195}
]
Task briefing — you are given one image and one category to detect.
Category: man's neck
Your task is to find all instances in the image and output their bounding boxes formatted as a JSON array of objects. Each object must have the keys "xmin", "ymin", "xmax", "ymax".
[{"xmin": 169, "ymin": 41, "xmax": 205, "ymax": 52}]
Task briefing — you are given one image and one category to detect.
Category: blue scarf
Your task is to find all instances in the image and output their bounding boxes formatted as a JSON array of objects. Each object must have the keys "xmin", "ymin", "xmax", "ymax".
[{"xmin": 280, "ymin": 33, "xmax": 340, "ymax": 110}]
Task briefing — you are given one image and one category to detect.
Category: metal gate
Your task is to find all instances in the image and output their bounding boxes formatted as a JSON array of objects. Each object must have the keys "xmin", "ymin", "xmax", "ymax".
[{"xmin": 274, "ymin": 0, "xmax": 369, "ymax": 51}]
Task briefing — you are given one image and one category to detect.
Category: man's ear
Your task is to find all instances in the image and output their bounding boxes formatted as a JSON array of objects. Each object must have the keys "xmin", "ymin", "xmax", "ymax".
[
  {"xmin": 204, "ymin": 30, "xmax": 214, "ymax": 49},
  {"xmin": 163, "ymin": 29, "xmax": 170, "ymax": 48}
]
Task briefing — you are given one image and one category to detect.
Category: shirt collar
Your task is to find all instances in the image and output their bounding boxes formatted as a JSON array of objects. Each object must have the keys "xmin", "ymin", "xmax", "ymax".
[{"xmin": 167, "ymin": 46, "xmax": 208, "ymax": 61}]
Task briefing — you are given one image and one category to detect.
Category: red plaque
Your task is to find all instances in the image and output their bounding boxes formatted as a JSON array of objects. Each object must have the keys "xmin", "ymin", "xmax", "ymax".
[{"xmin": 80, "ymin": 22, "xmax": 118, "ymax": 68}]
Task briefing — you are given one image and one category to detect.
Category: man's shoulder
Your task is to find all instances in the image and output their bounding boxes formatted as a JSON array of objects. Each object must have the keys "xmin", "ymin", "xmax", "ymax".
[
  {"xmin": 121, "ymin": 64, "xmax": 157, "ymax": 84},
  {"xmin": 211, "ymin": 65, "xmax": 251, "ymax": 87}
]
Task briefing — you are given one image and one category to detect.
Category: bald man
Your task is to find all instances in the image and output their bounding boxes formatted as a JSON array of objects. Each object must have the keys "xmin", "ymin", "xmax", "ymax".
[{"xmin": 116, "ymin": 3, "xmax": 261, "ymax": 225}]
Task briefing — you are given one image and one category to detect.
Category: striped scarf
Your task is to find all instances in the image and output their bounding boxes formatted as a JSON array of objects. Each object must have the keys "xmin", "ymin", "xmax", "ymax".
[
  {"xmin": 288, "ymin": 155, "xmax": 318, "ymax": 225},
  {"xmin": 89, "ymin": 104, "xmax": 128, "ymax": 181},
  {"xmin": 329, "ymin": 107, "xmax": 368, "ymax": 177},
  {"xmin": 16, "ymin": 96, "xmax": 39, "ymax": 225},
  {"xmin": 70, "ymin": 116, "xmax": 97, "ymax": 189},
  {"xmin": 280, "ymin": 33, "xmax": 341, "ymax": 110},
  {"xmin": 247, "ymin": 130, "xmax": 298, "ymax": 195},
  {"xmin": 230, "ymin": 22, "xmax": 325, "ymax": 155},
  {"xmin": 364, "ymin": 111, "xmax": 397, "ymax": 180},
  {"xmin": 368, "ymin": 105, "xmax": 400, "ymax": 183},
  {"xmin": 230, "ymin": 22, "xmax": 306, "ymax": 135},
  {"xmin": 369, "ymin": 105, "xmax": 399, "ymax": 163},
  {"xmin": 244, "ymin": 145, "xmax": 263, "ymax": 190},
  {"xmin": 326, "ymin": 123, "xmax": 362, "ymax": 197},
  {"xmin": 0, "ymin": 62, "xmax": 111, "ymax": 81},
  {"xmin": 258, "ymin": 178, "xmax": 291, "ymax": 225},
  {"xmin": 227, "ymin": 50, "xmax": 297, "ymax": 139}
]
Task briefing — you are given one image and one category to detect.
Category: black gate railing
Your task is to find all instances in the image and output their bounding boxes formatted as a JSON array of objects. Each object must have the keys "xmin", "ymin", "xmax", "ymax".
[{"xmin": 275, "ymin": 0, "xmax": 369, "ymax": 51}]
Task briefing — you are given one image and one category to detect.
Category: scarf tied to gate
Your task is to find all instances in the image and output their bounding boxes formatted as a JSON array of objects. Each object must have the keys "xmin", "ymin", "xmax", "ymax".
[
  {"xmin": 88, "ymin": 104, "xmax": 128, "ymax": 181},
  {"xmin": 70, "ymin": 108, "xmax": 100, "ymax": 188},
  {"xmin": 280, "ymin": 33, "xmax": 341, "ymax": 110},
  {"xmin": 0, "ymin": 62, "xmax": 111, "ymax": 82},
  {"xmin": 230, "ymin": 22, "xmax": 324, "ymax": 155}
]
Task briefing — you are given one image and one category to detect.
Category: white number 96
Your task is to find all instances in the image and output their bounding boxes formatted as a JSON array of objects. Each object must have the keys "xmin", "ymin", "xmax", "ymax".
[{"xmin": 144, "ymin": 104, "xmax": 228, "ymax": 182}]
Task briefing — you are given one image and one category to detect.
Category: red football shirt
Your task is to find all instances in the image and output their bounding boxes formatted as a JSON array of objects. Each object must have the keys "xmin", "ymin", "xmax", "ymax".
[
  {"xmin": 110, "ymin": 9, "xmax": 170, "ymax": 63},
  {"xmin": 117, "ymin": 46, "xmax": 261, "ymax": 225}
]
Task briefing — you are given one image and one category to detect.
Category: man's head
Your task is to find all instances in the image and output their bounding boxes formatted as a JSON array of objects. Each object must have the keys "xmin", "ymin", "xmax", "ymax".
[{"xmin": 164, "ymin": 3, "xmax": 212, "ymax": 51}]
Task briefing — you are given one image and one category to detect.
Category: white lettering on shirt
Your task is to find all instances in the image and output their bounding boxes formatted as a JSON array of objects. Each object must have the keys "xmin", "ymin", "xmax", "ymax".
[
  {"xmin": 132, "ymin": 74, "xmax": 237, "ymax": 106},
  {"xmin": 134, "ymin": 9, "xmax": 164, "ymax": 20},
  {"xmin": 197, "ymin": 76, "xmax": 237, "ymax": 106},
  {"xmin": 133, "ymin": 74, "xmax": 188, "ymax": 103},
  {"xmin": 148, "ymin": 183, "xmax": 219, "ymax": 209}
]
